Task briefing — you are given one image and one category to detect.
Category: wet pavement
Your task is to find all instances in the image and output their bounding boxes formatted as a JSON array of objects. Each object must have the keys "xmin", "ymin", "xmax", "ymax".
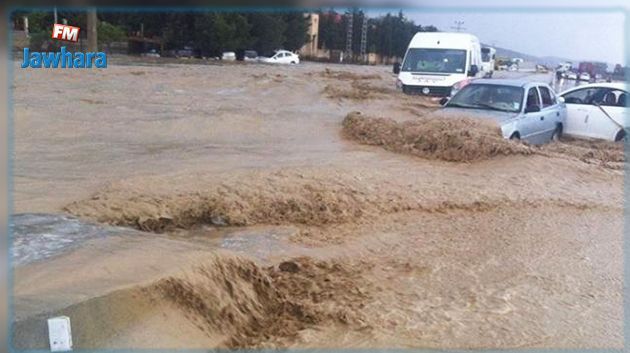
[
  {"xmin": 11, "ymin": 213, "xmax": 305, "ymax": 267},
  {"xmin": 10, "ymin": 213, "xmax": 133, "ymax": 266},
  {"xmin": 492, "ymin": 69, "xmax": 603, "ymax": 93}
]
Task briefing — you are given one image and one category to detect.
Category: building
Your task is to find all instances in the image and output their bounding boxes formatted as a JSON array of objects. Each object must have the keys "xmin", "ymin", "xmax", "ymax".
[{"xmin": 300, "ymin": 13, "xmax": 319, "ymax": 57}]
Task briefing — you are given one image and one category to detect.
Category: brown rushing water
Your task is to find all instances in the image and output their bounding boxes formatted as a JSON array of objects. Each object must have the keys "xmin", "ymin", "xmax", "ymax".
[{"xmin": 12, "ymin": 58, "xmax": 623, "ymax": 349}]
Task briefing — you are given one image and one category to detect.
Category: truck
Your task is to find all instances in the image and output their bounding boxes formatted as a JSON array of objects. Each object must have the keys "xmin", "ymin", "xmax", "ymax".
[
  {"xmin": 481, "ymin": 46, "xmax": 496, "ymax": 78},
  {"xmin": 577, "ymin": 62, "xmax": 607, "ymax": 77},
  {"xmin": 394, "ymin": 32, "xmax": 485, "ymax": 97}
]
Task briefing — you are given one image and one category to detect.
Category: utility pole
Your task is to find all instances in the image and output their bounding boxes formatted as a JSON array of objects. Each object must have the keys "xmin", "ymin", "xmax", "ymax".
[
  {"xmin": 87, "ymin": 8, "xmax": 98, "ymax": 52},
  {"xmin": 360, "ymin": 14, "xmax": 368, "ymax": 64},
  {"xmin": 345, "ymin": 12, "xmax": 353, "ymax": 62},
  {"xmin": 450, "ymin": 20, "xmax": 465, "ymax": 32},
  {"xmin": 53, "ymin": 7, "xmax": 58, "ymax": 24}
]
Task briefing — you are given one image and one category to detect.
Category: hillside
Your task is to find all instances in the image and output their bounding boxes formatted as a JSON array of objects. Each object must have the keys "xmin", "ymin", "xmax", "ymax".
[{"xmin": 482, "ymin": 43, "xmax": 574, "ymax": 67}]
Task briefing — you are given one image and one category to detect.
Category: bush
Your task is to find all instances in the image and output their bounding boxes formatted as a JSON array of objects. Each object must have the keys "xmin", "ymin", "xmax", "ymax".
[
  {"xmin": 29, "ymin": 31, "xmax": 58, "ymax": 51},
  {"xmin": 98, "ymin": 21, "xmax": 126, "ymax": 51}
]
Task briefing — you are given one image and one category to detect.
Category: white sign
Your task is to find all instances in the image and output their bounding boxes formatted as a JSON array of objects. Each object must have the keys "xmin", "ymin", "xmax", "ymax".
[{"xmin": 47, "ymin": 316, "xmax": 73, "ymax": 352}]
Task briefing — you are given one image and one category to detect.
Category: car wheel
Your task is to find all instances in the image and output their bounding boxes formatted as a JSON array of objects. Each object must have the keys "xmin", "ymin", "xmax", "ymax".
[
  {"xmin": 614, "ymin": 129, "xmax": 627, "ymax": 142},
  {"xmin": 509, "ymin": 132, "xmax": 520, "ymax": 140},
  {"xmin": 551, "ymin": 124, "xmax": 563, "ymax": 142},
  {"xmin": 290, "ymin": 61, "xmax": 296, "ymax": 64}
]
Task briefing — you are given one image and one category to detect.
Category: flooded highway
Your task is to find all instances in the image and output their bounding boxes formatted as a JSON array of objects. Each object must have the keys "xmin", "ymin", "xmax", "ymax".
[{"xmin": 11, "ymin": 61, "xmax": 624, "ymax": 349}]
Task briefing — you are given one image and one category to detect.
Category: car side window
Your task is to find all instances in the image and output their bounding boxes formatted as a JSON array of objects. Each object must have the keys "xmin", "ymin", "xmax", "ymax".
[
  {"xmin": 562, "ymin": 88, "xmax": 599, "ymax": 105},
  {"xmin": 618, "ymin": 91, "xmax": 628, "ymax": 107},
  {"xmin": 539, "ymin": 86, "xmax": 554, "ymax": 107},
  {"xmin": 526, "ymin": 87, "xmax": 541, "ymax": 110},
  {"xmin": 601, "ymin": 89, "xmax": 627, "ymax": 107}
]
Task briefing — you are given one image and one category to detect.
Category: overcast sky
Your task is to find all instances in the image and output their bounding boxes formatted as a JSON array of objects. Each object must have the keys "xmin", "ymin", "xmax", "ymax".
[{"xmin": 363, "ymin": 0, "xmax": 625, "ymax": 65}]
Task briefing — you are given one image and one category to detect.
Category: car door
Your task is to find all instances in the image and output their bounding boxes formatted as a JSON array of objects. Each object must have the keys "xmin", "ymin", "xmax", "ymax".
[
  {"xmin": 537, "ymin": 85, "xmax": 561, "ymax": 139},
  {"xmin": 520, "ymin": 86, "xmax": 545, "ymax": 143},
  {"xmin": 277, "ymin": 52, "xmax": 289, "ymax": 64},
  {"xmin": 560, "ymin": 87, "xmax": 600, "ymax": 138},
  {"xmin": 587, "ymin": 88, "xmax": 628, "ymax": 141}
]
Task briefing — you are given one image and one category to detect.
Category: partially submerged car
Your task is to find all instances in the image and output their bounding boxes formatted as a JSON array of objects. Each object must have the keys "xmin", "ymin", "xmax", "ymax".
[
  {"xmin": 440, "ymin": 79, "xmax": 566, "ymax": 144},
  {"xmin": 221, "ymin": 52, "xmax": 236, "ymax": 61},
  {"xmin": 141, "ymin": 49, "xmax": 160, "ymax": 58},
  {"xmin": 579, "ymin": 72, "xmax": 591, "ymax": 82},
  {"xmin": 559, "ymin": 82, "xmax": 628, "ymax": 141},
  {"xmin": 243, "ymin": 50, "xmax": 259, "ymax": 61},
  {"xmin": 261, "ymin": 50, "xmax": 300, "ymax": 64}
]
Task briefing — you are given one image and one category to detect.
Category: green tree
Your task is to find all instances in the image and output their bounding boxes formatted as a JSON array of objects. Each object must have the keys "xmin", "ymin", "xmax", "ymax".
[
  {"xmin": 162, "ymin": 13, "xmax": 196, "ymax": 50},
  {"xmin": 98, "ymin": 21, "xmax": 126, "ymax": 52},
  {"xmin": 283, "ymin": 13, "xmax": 309, "ymax": 51},
  {"xmin": 317, "ymin": 10, "xmax": 345, "ymax": 51},
  {"xmin": 248, "ymin": 13, "xmax": 287, "ymax": 55},
  {"xmin": 194, "ymin": 13, "xmax": 252, "ymax": 56}
]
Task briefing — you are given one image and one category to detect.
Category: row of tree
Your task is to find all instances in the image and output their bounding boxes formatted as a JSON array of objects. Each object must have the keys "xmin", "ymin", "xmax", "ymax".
[
  {"xmin": 318, "ymin": 10, "xmax": 437, "ymax": 58},
  {"xmin": 13, "ymin": 10, "xmax": 310, "ymax": 56},
  {"xmin": 13, "ymin": 9, "xmax": 437, "ymax": 58}
]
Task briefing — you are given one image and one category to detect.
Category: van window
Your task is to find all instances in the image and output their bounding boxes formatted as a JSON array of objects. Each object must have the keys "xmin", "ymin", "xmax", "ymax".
[{"xmin": 402, "ymin": 48, "xmax": 467, "ymax": 74}]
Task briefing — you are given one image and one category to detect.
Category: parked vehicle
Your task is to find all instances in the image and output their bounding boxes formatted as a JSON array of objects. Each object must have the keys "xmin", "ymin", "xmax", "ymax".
[
  {"xmin": 243, "ymin": 50, "xmax": 259, "ymax": 61},
  {"xmin": 559, "ymin": 82, "xmax": 628, "ymax": 141},
  {"xmin": 174, "ymin": 46, "xmax": 194, "ymax": 58},
  {"xmin": 567, "ymin": 71, "xmax": 578, "ymax": 80},
  {"xmin": 221, "ymin": 52, "xmax": 236, "ymax": 61},
  {"xmin": 141, "ymin": 49, "xmax": 160, "ymax": 58},
  {"xmin": 394, "ymin": 32, "xmax": 485, "ymax": 97},
  {"xmin": 260, "ymin": 50, "xmax": 300, "ymax": 64},
  {"xmin": 535, "ymin": 64, "xmax": 549, "ymax": 73},
  {"xmin": 481, "ymin": 47, "xmax": 496, "ymax": 78},
  {"xmin": 579, "ymin": 72, "xmax": 591, "ymax": 81},
  {"xmin": 439, "ymin": 79, "xmax": 566, "ymax": 144},
  {"xmin": 235, "ymin": 49, "xmax": 259, "ymax": 61}
]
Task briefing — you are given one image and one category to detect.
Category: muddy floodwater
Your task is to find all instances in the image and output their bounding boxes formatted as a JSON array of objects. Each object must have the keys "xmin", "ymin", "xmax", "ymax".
[{"xmin": 11, "ymin": 57, "xmax": 624, "ymax": 349}]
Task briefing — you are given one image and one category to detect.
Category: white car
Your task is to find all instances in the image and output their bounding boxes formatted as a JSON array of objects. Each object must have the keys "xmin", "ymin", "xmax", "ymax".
[
  {"xmin": 141, "ymin": 49, "xmax": 160, "ymax": 58},
  {"xmin": 559, "ymin": 82, "xmax": 628, "ymax": 141},
  {"xmin": 261, "ymin": 50, "xmax": 300, "ymax": 64},
  {"xmin": 221, "ymin": 52, "xmax": 236, "ymax": 61},
  {"xmin": 579, "ymin": 72, "xmax": 591, "ymax": 81},
  {"xmin": 567, "ymin": 71, "xmax": 578, "ymax": 80}
]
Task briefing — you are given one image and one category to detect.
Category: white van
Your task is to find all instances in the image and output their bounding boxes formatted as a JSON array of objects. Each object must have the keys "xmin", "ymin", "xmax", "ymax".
[
  {"xmin": 481, "ymin": 46, "xmax": 496, "ymax": 78},
  {"xmin": 395, "ymin": 32, "xmax": 484, "ymax": 97}
]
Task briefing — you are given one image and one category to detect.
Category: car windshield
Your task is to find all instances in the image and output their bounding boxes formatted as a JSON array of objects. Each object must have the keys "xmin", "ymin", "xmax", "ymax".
[
  {"xmin": 447, "ymin": 84, "xmax": 524, "ymax": 113},
  {"xmin": 401, "ymin": 48, "xmax": 467, "ymax": 74}
]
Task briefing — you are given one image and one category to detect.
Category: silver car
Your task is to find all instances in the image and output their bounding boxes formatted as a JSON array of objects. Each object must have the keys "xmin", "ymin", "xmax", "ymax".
[{"xmin": 440, "ymin": 79, "xmax": 567, "ymax": 144}]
